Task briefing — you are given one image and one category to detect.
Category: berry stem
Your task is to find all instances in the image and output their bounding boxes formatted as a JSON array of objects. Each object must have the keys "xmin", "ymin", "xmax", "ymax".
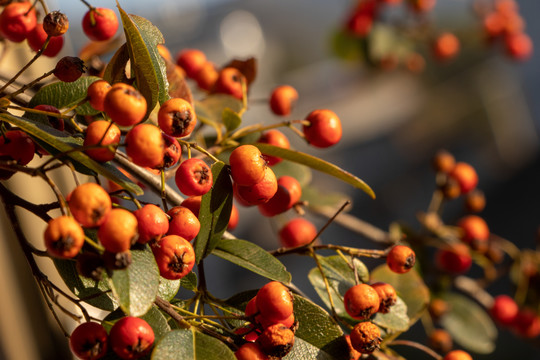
[
  {"xmin": 4, "ymin": 69, "xmax": 55, "ymax": 100},
  {"xmin": 160, "ymin": 168, "xmax": 168, "ymax": 212},
  {"xmin": 60, "ymin": 97, "xmax": 89, "ymax": 116},
  {"xmin": 389, "ymin": 340, "xmax": 443, "ymax": 360},
  {"xmin": 84, "ymin": 236, "xmax": 105, "ymax": 253},
  {"xmin": 154, "ymin": 296, "xmax": 191, "ymax": 329},
  {"xmin": 178, "ymin": 140, "xmax": 220, "ymax": 163},
  {"xmin": 7, "ymin": 105, "xmax": 72, "ymax": 120}
]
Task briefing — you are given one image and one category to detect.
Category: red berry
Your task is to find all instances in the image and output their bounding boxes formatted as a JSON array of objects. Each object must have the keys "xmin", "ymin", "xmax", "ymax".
[
  {"xmin": 303, "ymin": 109, "xmax": 342, "ymax": 148},
  {"xmin": 505, "ymin": 32, "xmax": 533, "ymax": 61},
  {"xmin": 158, "ymin": 98, "xmax": 197, "ymax": 138},
  {"xmin": 166, "ymin": 206, "xmax": 200, "ymax": 241},
  {"xmin": 512, "ymin": 309, "xmax": 540, "ymax": 338},
  {"xmin": 109, "ymin": 316, "xmax": 154, "ymax": 359},
  {"xmin": 69, "ymin": 322, "xmax": 108, "ymax": 360},
  {"xmin": 235, "ymin": 167, "xmax": 278, "ymax": 205},
  {"xmin": 235, "ymin": 342, "xmax": 269, "ymax": 360},
  {"xmin": 435, "ymin": 243, "xmax": 472, "ymax": 275},
  {"xmin": 258, "ymin": 175, "xmax": 302, "ymax": 217},
  {"xmin": 152, "ymin": 235, "xmax": 195, "ymax": 280},
  {"xmin": 133, "ymin": 204, "xmax": 169, "ymax": 244},
  {"xmin": 229, "ymin": 144, "xmax": 267, "ymax": 187},
  {"xmin": 176, "ymin": 48, "xmax": 207, "ymax": 78},
  {"xmin": 269, "ymin": 85, "xmax": 298, "ymax": 116},
  {"xmin": 0, "ymin": 1, "xmax": 37, "ymax": 43},
  {"xmin": 448, "ymin": 162, "xmax": 478, "ymax": 194},
  {"xmin": 278, "ymin": 218, "xmax": 317, "ymax": 248},
  {"xmin": 213, "ymin": 67, "xmax": 246, "ymax": 100},
  {"xmin": 174, "ymin": 158, "xmax": 213, "ymax": 196},
  {"xmin": 82, "ymin": 7, "xmax": 119, "ymax": 42},
  {"xmin": 27, "ymin": 23, "xmax": 64, "ymax": 57},
  {"xmin": 34, "ymin": 104, "xmax": 64, "ymax": 131},
  {"xmin": 490, "ymin": 295, "xmax": 518, "ymax": 326},
  {"xmin": 181, "ymin": 196, "xmax": 202, "ymax": 217},
  {"xmin": 257, "ymin": 129, "xmax": 290, "ymax": 166},
  {"xmin": 160, "ymin": 133, "xmax": 182, "ymax": 169},
  {"xmin": 457, "ymin": 215, "xmax": 490, "ymax": 252},
  {"xmin": 0, "ymin": 129, "xmax": 35, "ymax": 165},
  {"xmin": 433, "ymin": 32, "xmax": 460, "ymax": 61},
  {"xmin": 228, "ymin": 203, "xmax": 239, "ymax": 231}
]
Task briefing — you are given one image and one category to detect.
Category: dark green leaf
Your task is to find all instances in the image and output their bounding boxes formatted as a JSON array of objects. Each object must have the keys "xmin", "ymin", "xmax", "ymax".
[
  {"xmin": 370, "ymin": 265, "xmax": 429, "ymax": 326},
  {"xmin": 53, "ymin": 258, "xmax": 116, "ymax": 311},
  {"xmin": 103, "ymin": 43, "xmax": 130, "ymax": 84},
  {"xmin": 222, "ymin": 108, "xmax": 242, "ymax": 132},
  {"xmin": 110, "ymin": 248, "xmax": 160, "ymax": 317},
  {"xmin": 194, "ymin": 161, "xmax": 233, "ymax": 263},
  {"xmin": 0, "ymin": 113, "xmax": 143, "ymax": 194},
  {"xmin": 180, "ymin": 271, "xmax": 198, "ymax": 291},
  {"xmin": 157, "ymin": 277, "xmax": 181, "ymax": 302},
  {"xmin": 372, "ymin": 296, "xmax": 409, "ymax": 332},
  {"xmin": 440, "ymin": 292, "xmax": 497, "ymax": 354},
  {"xmin": 308, "ymin": 255, "xmax": 369, "ymax": 319},
  {"xmin": 27, "ymin": 77, "xmax": 101, "ymax": 116},
  {"xmin": 253, "ymin": 143, "xmax": 375, "ymax": 199},
  {"xmin": 271, "ymin": 159, "xmax": 312, "ymax": 187},
  {"xmin": 212, "ymin": 238, "xmax": 291, "ymax": 283},
  {"xmin": 283, "ymin": 337, "xmax": 345, "ymax": 360},
  {"xmin": 151, "ymin": 329, "xmax": 236, "ymax": 360},
  {"xmin": 102, "ymin": 306, "xmax": 171, "ymax": 342},
  {"xmin": 118, "ymin": 5, "xmax": 169, "ymax": 117}
]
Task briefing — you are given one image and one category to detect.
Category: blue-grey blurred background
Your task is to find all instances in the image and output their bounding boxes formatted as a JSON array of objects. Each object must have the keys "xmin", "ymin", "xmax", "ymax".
[{"xmin": 1, "ymin": 0, "xmax": 539, "ymax": 359}]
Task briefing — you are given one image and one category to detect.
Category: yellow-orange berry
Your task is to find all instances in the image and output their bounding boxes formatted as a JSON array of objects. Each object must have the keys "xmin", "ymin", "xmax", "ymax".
[
  {"xmin": 44, "ymin": 216, "xmax": 85, "ymax": 259},
  {"xmin": 229, "ymin": 144, "xmax": 267, "ymax": 187},
  {"xmin": 443, "ymin": 350, "xmax": 473, "ymax": 360},
  {"xmin": 87, "ymin": 79, "xmax": 112, "ymax": 112},
  {"xmin": 83, "ymin": 120, "xmax": 121, "ymax": 162},
  {"xmin": 349, "ymin": 321, "xmax": 381, "ymax": 354},
  {"xmin": 386, "ymin": 245, "xmax": 416, "ymax": 274},
  {"xmin": 371, "ymin": 282, "xmax": 397, "ymax": 314},
  {"xmin": 158, "ymin": 98, "xmax": 197, "ymax": 138},
  {"xmin": 103, "ymin": 84, "xmax": 147, "ymax": 127},
  {"xmin": 256, "ymin": 323, "xmax": 295, "ymax": 358},
  {"xmin": 98, "ymin": 208, "xmax": 138, "ymax": 253},
  {"xmin": 68, "ymin": 183, "xmax": 112, "ymax": 228},
  {"xmin": 125, "ymin": 124, "xmax": 165, "ymax": 168},
  {"xmin": 344, "ymin": 284, "xmax": 380, "ymax": 320},
  {"xmin": 256, "ymin": 281, "xmax": 294, "ymax": 324}
]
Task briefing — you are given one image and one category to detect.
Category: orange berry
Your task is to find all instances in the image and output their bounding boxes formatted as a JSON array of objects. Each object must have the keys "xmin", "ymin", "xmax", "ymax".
[
  {"xmin": 133, "ymin": 204, "xmax": 169, "ymax": 244},
  {"xmin": 269, "ymin": 85, "xmax": 298, "ymax": 116},
  {"xmin": 181, "ymin": 196, "xmax": 202, "ymax": 217},
  {"xmin": 176, "ymin": 48, "xmax": 207, "ymax": 78},
  {"xmin": 349, "ymin": 321, "xmax": 381, "ymax": 354},
  {"xmin": 464, "ymin": 189, "xmax": 486, "ymax": 213},
  {"xmin": 125, "ymin": 124, "xmax": 165, "ymax": 168},
  {"xmin": 68, "ymin": 183, "xmax": 112, "ymax": 228},
  {"xmin": 256, "ymin": 323, "xmax": 295, "ymax": 358},
  {"xmin": 166, "ymin": 206, "xmax": 201, "ymax": 242},
  {"xmin": 235, "ymin": 167, "xmax": 278, "ymax": 205},
  {"xmin": 443, "ymin": 350, "xmax": 473, "ymax": 360},
  {"xmin": 278, "ymin": 218, "xmax": 317, "ymax": 248},
  {"xmin": 158, "ymin": 98, "xmax": 197, "ymax": 138},
  {"xmin": 44, "ymin": 216, "xmax": 85, "ymax": 259},
  {"xmin": 98, "ymin": 208, "xmax": 138, "ymax": 253},
  {"xmin": 386, "ymin": 245, "xmax": 416, "ymax": 274},
  {"xmin": 104, "ymin": 84, "xmax": 147, "ymax": 127},
  {"xmin": 235, "ymin": 342, "xmax": 269, "ymax": 360},
  {"xmin": 371, "ymin": 282, "xmax": 397, "ymax": 314},
  {"xmin": 457, "ymin": 215, "xmax": 489, "ymax": 252},
  {"xmin": 228, "ymin": 203, "xmax": 239, "ymax": 231},
  {"xmin": 229, "ymin": 144, "xmax": 267, "ymax": 186},
  {"xmin": 259, "ymin": 175, "xmax": 302, "ymax": 217},
  {"xmin": 344, "ymin": 284, "xmax": 380, "ymax": 320},
  {"xmin": 87, "ymin": 79, "xmax": 112, "ymax": 112},
  {"xmin": 213, "ymin": 67, "xmax": 246, "ymax": 100},
  {"xmin": 83, "ymin": 120, "xmax": 121, "ymax": 162},
  {"xmin": 433, "ymin": 32, "xmax": 460, "ymax": 61},
  {"xmin": 157, "ymin": 44, "xmax": 172, "ymax": 62},
  {"xmin": 256, "ymin": 281, "xmax": 294, "ymax": 324},
  {"xmin": 151, "ymin": 235, "xmax": 195, "ymax": 280},
  {"xmin": 258, "ymin": 130, "xmax": 290, "ymax": 166},
  {"xmin": 432, "ymin": 149, "xmax": 455, "ymax": 174},
  {"xmin": 303, "ymin": 109, "xmax": 342, "ymax": 148},
  {"xmin": 448, "ymin": 161, "xmax": 478, "ymax": 194},
  {"xmin": 194, "ymin": 61, "xmax": 219, "ymax": 91},
  {"xmin": 429, "ymin": 329, "xmax": 453, "ymax": 354}
]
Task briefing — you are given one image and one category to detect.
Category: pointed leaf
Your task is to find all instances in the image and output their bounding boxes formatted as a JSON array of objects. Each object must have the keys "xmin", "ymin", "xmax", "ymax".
[
  {"xmin": 440, "ymin": 292, "xmax": 497, "ymax": 354},
  {"xmin": 110, "ymin": 248, "xmax": 160, "ymax": 317},
  {"xmin": 103, "ymin": 43, "xmax": 130, "ymax": 84},
  {"xmin": 0, "ymin": 113, "xmax": 143, "ymax": 195},
  {"xmin": 370, "ymin": 264, "xmax": 430, "ymax": 326},
  {"xmin": 151, "ymin": 329, "xmax": 236, "ymax": 360},
  {"xmin": 118, "ymin": 4, "xmax": 169, "ymax": 117},
  {"xmin": 180, "ymin": 271, "xmax": 198, "ymax": 291},
  {"xmin": 254, "ymin": 143, "xmax": 375, "ymax": 198},
  {"xmin": 195, "ymin": 95, "xmax": 243, "ymax": 125},
  {"xmin": 157, "ymin": 277, "xmax": 181, "ymax": 302},
  {"xmin": 27, "ymin": 77, "xmax": 101, "ymax": 116},
  {"xmin": 194, "ymin": 161, "xmax": 233, "ymax": 262},
  {"xmin": 212, "ymin": 238, "xmax": 291, "ymax": 283},
  {"xmin": 222, "ymin": 108, "xmax": 242, "ymax": 132}
]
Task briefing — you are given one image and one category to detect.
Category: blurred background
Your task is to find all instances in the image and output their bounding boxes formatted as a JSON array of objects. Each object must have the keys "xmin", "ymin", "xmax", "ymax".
[{"xmin": 0, "ymin": 0, "xmax": 539, "ymax": 359}]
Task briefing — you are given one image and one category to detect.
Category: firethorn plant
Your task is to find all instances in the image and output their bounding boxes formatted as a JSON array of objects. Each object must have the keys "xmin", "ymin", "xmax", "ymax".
[{"xmin": 0, "ymin": 1, "xmax": 536, "ymax": 360}]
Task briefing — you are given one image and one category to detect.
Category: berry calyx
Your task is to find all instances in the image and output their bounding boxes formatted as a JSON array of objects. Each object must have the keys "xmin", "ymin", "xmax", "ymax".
[{"xmin": 157, "ymin": 97, "xmax": 197, "ymax": 138}]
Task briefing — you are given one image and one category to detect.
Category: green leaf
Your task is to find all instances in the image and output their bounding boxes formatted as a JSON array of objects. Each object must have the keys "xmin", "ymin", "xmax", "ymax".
[
  {"xmin": 27, "ymin": 77, "xmax": 101, "ymax": 117},
  {"xmin": 194, "ymin": 161, "xmax": 233, "ymax": 263},
  {"xmin": 151, "ymin": 329, "xmax": 236, "ymax": 360},
  {"xmin": 0, "ymin": 112, "xmax": 143, "ymax": 194},
  {"xmin": 253, "ymin": 143, "xmax": 375, "ymax": 199},
  {"xmin": 103, "ymin": 43, "xmax": 130, "ymax": 84},
  {"xmin": 302, "ymin": 185, "xmax": 351, "ymax": 211},
  {"xmin": 370, "ymin": 265, "xmax": 430, "ymax": 326},
  {"xmin": 118, "ymin": 4, "xmax": 169, "ymax": 117},
  {"xmin": 331, "ymin": 29, "xmax": 364, "ymax": 61},
  {"xmin": 440, "ymin": 292, "xmax": 497, "ymax": 354},
  {"xmin": 283, "ymin": 337, "xmax": 344, "ymax": 360},
  {"xmin": 157, "ymin": 277, "xmax": 181, "ymax": 302},
  {"xmin": 222, "ymin": 108, "xmax": 242, "ymax": 132},
  {"xmin": 180, "ymin": 271, "xmax": 198, "ymax": 291},
  {"xmin": 308, "ymin": 255, "xmax": 369, "ymax": 319},
  {"xmin": 195, "ymin": 94, "xmax": 243, "ymax": 124},
  {"xmin": 53, "ymin": 258, "xmax": 116, "ymax": 311},
  {"xmin": 372, "ymin": 296, "xmax": 409, "ymax": 332},
  {"xmin": 271, "ymin": 159, "xmax": 312, "ymax": 187},
  {"xmin": 212, "ymin": 238, "xmax": 291, "ymax": 283},
  {"xmin": 110, "ymin": 248, "xmax": 160, "ymax": 317},
  {"xmin": 102, "ymin": 306, "xmax": 171, "ymax": 342}
]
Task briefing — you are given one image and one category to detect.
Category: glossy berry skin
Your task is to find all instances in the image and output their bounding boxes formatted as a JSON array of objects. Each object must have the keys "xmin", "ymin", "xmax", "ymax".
[
  {"xmin": 259, "ymin": 175, "xmax": 302, "ymax": 217},
  {"xmin": 87, "ymin": 80, "xmax": 112, "ymax": 112},
  {"xmin": 435, "ymin": 243, "xmax": 472, "ymax": 275},
  {"xmin": 278, "ymin": 218, "xmax": 317, "ymax": 248},
  {"xmin": 181, "ymin": 196, "xmax": 202, "ymax": 217},
  {"xmin": 490, "ymin": 294, "xmax": 518, "ymax": 326},
  {"xmin": 371, "ymin": 282, "xmax": 397, "ymax": 314},
  {"xmin": 433, "ymin": 32, "xmax": 460, "ymax": 61},
  {"xmin": 133, "ymin": 204, "xmax": 169, "ymax": 244},
  {"xmin": 256, "ymin": 281, "xmax": 294, "ymax": 324},
  {"xmin": 386, "ymin": 245, "xmax": 416, "ymax": 274},
  {"xmin": 160, "ymin": 133, "xmax": 182, "ymax": 168},
  {"xmin": 235, "ymin": 342, "xmax": 269, "ymax": 360},
  {"xmin": 303, "ymin": 109, "xmax": 342, "ymax": 148},
  {"xmin": 256, "ymin": 323, "xmax": 295, "ymax": 358},
  {"xmin": 457, "ymin": 215, "xmax": 489, "ymax": 252},
  {"xmin": 176, "ymin": 48, "xmax": 207, "ymax": 78},
  {"xmin": 83, "ymin": 120, "xmax": 121, "ymax": 162},
  {"xmin": 213, "ymin": 67, "xmax": 246, "ymax": 100},
  {"xmin": 0, "ymin": 130, "xmax": 35, "ymax": 165},
  {"xmin": 27, "ymin": 23, "xmax": 64, "ymax": 57},
  {"xmin": 257, "ymin": 130, "xmax": 290, "ymax": 166},
  {"xmin": 175, "ymin": 158, "xmax": 213, "ymax": 196},
  {"xmin": 344, "ymin": 284, "xmax": 380, "ymax": 320},
  {"xmin": 152, "ymin": 235, "xmax": 195, "ymax": 280},
  {"xmin": 158, "ymin": 98, "xmax": 197, "ymax": 138},
  {"xmin": 125, "ymin": 124, "xmax": 165, "ymax": 168},
  {"xmin": 194, "ymin": 61, "xmax": 218, "ymax": 91},
  {"xmin": 82, "ymin": 8, "xmax": 119, "ymax": 42},
  {"xmin": 269, "ymin": 85, "xmax": 298, "ymax": 116},
  {"xmin": 109, "ymin": 316, "xmax": 154, "ymax": 360},
  {"xmin": 448, "ymin": 162, "xmax": 478, "ymax": 195},
  {"xmin": 68, "ymin": 183, "xmax": 112, "ymax": 228},
  {"xmin": 235, "ymin": 167, "xmax": 278, "ymax": 205},
  {"xmin": 443, "ymin": 350, "xmax": 473, "ymax": 360},
  {"xmin": 166, "ymin": 206, "xmax": 200, "ymax": 241},
  {"xmin": 98, "ymin": 208, "xmax": 138, "ymax": 253},
  {"xmin": 0, "ymin": 1, "xmax": 37, "ymax": 43},
  {"xmin": 349, "ymin": 321, "xmax": 381, "ymax": 354},
  {"xmin": 229, "ymin": 144, "xmax": 267, "ymax": 186},
  {"xmin": 44, "ymin": 216, "xmax": 85, "ymax": 259},
  {"xmin": 54, "ymin": 56, "xmax": 86, "ymax": 82},
  {"xmin": 69, "ymin": 322, "xmax": 108, "ymax": 360},
  {"xmin": 104, "ymin": 84, "xmax": 147, "ymax": 127}
]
